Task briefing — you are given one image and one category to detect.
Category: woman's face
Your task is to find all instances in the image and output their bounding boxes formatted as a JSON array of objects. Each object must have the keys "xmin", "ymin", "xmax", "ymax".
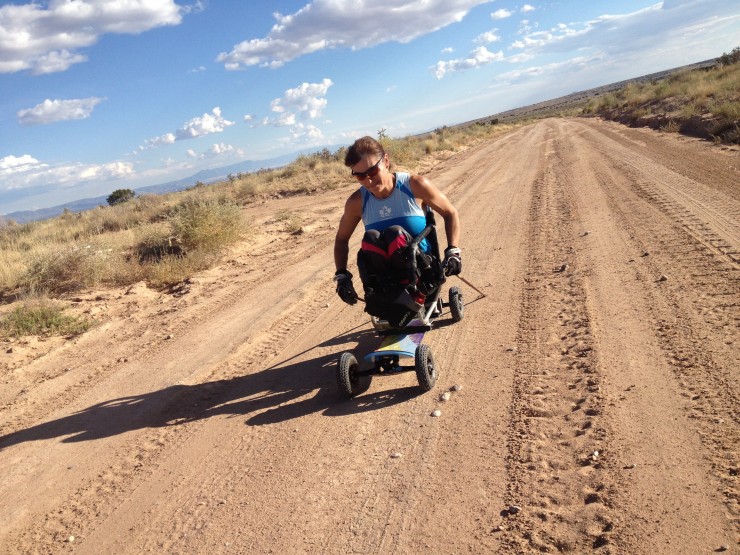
[{"xmin": 351, "ymin": 153, "xmax": 389, "ymax": 196}]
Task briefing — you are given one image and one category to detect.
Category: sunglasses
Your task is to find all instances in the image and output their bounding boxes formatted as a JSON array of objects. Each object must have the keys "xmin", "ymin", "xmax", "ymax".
[{"xmin": 351, "ymin": 154, "xmax": 385, "ymax": 180}]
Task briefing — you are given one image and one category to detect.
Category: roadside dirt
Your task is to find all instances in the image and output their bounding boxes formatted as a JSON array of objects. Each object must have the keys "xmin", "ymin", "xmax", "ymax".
[{"xmin": 1, "ymin": 118, "xmax": 738, "ymax": 554}]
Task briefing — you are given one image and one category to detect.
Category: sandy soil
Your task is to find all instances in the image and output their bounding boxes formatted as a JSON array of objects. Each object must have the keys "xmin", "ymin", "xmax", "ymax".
[{"xmin": 1, "ymin": 118, "xmax": 738, "ymax": 554}]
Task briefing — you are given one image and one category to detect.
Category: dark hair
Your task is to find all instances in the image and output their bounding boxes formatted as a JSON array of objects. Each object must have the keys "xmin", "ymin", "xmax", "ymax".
[{"xmin": 344, "ymin": 136, "xmax": 384, "ymax": 167}]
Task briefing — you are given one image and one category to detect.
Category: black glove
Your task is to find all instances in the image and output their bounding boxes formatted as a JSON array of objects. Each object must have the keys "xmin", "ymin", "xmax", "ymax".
[
  {"xmin": 334, "ymin": 270, "xmax": 358, "ymax": 305},
  {"xmin": 443, "ymin": 246, "xmax": 462, "ymax": 276}
]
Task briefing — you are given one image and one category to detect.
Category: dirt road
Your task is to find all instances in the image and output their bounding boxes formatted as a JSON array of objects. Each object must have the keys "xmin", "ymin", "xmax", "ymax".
[{"xmin": 1, "ymin": 118, "xmax": 738, "ymax": 554}]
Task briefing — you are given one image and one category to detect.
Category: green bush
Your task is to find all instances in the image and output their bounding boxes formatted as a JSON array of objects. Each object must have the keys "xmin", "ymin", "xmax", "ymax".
[
  {"xmin": 1, "ymin": 301, "xmax": 90, "ymax": 338},
  {"xmin": 107, "ymin": 188, "xmax": 136, "ymax": 206},
  {"xmin": 718, "ymin": 46, "xmax": 740, "ymax": 67}
]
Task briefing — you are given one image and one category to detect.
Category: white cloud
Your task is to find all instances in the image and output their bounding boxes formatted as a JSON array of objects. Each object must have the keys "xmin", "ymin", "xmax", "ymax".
[
  {"xmin": 140, "ymin": 107, "xmax": 235, "ymax": 150},
  {"xmin": 521, "ymin": 4, "xmax": 536, "ymax": 13},
  {"xmin": 441, "ymin": 47, "xmax": 455, "ymax": 54},
  {"xmin": 186, "ymin": 143, "xmax": 245, "ymax": 160},
  {"xmin": 0, "ymin": 154, "xmax": 44, "ymax": 176},
  {"xmin": 17, "ymin": 97, "xmax": 104, "ymax": 126},
  {"xmin": 243, "ymin": 114, "xmax": 254, "ymax": 122},
  {"xmin": 288, "ymin": 123, "xmax": 324, "ymax": 144},
  {"xmin": 0, "ymin": 156, "xmax": 133, "ymax": 192},
  {"xmin": 491, "ymin": 9, "xmax": 512, "ymax": 20},
  {"xmin": 265, "ymin": 79, "xmax": 333, "ymax": 127},
  {"xmin": 498, "ymin": 55, "xmax": 600, "ymax": 82},
  {"xmin": 509, "ymin": 0, "xmax": 739, "ymax": 60},
  {"xmin": 0, "ymin": 0, "xmax": 183, "ymax": 75},
  {"xmin": 175, "ymin": 107, "xmax": 234, "ymax": 139},
  {"xmin": 217, "ymin": 0, "xmax": 493, "ymax": 69},
  {"xmin": 475, "ymin": 30, "xmax": 501, "ymax": 44},
  {"xmin": 434, "ymin": 46, "xmax": 504, "ymax": 79}
]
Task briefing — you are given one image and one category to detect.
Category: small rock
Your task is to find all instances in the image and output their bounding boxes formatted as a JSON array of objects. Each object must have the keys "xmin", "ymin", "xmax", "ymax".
[
  {"xmin": 624, "ymin": 463, "xmax": 636, "ymax": 470},
  {"xmin": 658, "ymin": 275, "xmax": 668, "ymax": 282},
  {"xmin": 581, "ymin": 231, "xmax": 590, "ymax": 236},
  {"xmin": 505, "ymin": 345, "xmax": 517, "ymax": 352},
  {"xmin": 6, "ymin": 347, "xmax": 12, "ymax": 354},
  {"xmin": 716, "ymin": 545, "xmax": 729, "ymax": 552},
  {"xmin": 66, "ymin": 535, "xmax": 75, "ymax": 543},
  {"xmin": 390, "ymin": 452, "xmax": 403, "ymax": 459},
  {"xmin": 641, "ymin": 252, "xmax": 650, "ymax": 257},
  {"xmin": 166, "ymin": 334, "xmax": 174, "ymax": 340},
  {"xmin": 431, "ymin": 409, "xmax": 442, "ymax": 417},
  {"xmin": 440, "ymin": 392, "xmax": 451, "ymax": 402},
  {"xmin": 492, "ymin": 525, "xmax": 504, "ymax": 532},
  {"xmin": 508, "ymin": 505, "xmax": 521, "ymax": 515},
  {"xmin": 451, "ymin": 384, "xmax": 463, "ymax": 392},
  {"xmin": 324, "ymin": 303, "xmax": 330, "ymax": 308},
  {"xmin": 555, "ymin": 263, "xmax": 568, "ymax": 273}
]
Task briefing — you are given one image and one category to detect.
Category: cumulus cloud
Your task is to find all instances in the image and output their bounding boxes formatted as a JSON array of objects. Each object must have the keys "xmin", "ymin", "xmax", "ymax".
[
  {"xmin": 216, "ymin": 0, "xmax": 492, "ymax": 69},
  {"xmin": 0, "ymin": 155, "xmax": 133, "ymax": 193},
  {"xmin": 186, "ymin": 143, "xmax": 245, "ymax": 160},
  {"xmin": 265, "ymin": 79, "xmax": 333, "ymax": 127},
  {"xmin": 491, "ymin": 8, "xmax": 512, "ymax": 20},
  {"xmin": 0, "ymin": 0, "xmax": 183, "ymax": 75},
  {"xmin": 0, "ymin": 154, "xmax": 45, "ymax": 176},
  {"xmin": 175, "ymin": 107, "xmax": 234, "ymax": 139},
  {"xmin": 288, "ymin": 123, "xmax": 324, "ymax": 143},
  {"xmin": 140, "ymin": 108, "xmax": 235, "ymax": 151},
  {"xmin": 17, "ymin": 97, "xmax": 104, "ymax": 126},
  {"xmin": 475, "ymin": 30, "xmax": 501, "ymax": 44},
  {"xmin": 521, "ymin": 4, "xmax": 536, "ymax": 13},
  {"xmin": 434, "ymin": 46, "xmax": 503, "ymax": 79}
]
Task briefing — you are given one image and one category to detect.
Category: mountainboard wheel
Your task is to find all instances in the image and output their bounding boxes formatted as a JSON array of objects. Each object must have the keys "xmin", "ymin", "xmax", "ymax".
[
  {"xmin": 337, "ymin": 352, "xmax": 371, "ymax": 398},
  {"xmin": 415, "ymin": 344, "xmax": 437, "ymax": 391},
  {"xmin": 449, "ymin": 286, "xmax": 464, "ymax": 322}
]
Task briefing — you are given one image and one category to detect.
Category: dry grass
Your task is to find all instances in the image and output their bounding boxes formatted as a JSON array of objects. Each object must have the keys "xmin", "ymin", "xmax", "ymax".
[
  {"xmin": 582, "ymin": 52, "xmax": 739, "ymax": 142},
  {"xmin": 1, "ymin": 114, "xmax": 515, "ymax": 302}
]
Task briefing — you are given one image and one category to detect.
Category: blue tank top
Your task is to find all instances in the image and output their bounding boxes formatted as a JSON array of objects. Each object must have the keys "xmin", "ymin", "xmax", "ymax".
[{"xmin": 361, "ymin": 172, "xmax": 429, "ymax": 252}]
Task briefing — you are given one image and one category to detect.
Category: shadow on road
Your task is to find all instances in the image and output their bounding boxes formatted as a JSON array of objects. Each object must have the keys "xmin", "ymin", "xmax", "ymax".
[{"xmin": 0, "ymin": 323, "xmax": 434, "ymax": 449}]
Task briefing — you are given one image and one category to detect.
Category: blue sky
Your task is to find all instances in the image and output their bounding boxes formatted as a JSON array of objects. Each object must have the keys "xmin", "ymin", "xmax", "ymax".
[{"xmin": 1, "ymin": 0, "xmax": 738, "ymax": 215}]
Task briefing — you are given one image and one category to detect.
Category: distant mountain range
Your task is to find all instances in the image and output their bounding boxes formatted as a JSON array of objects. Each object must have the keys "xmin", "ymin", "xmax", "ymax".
[{"xmin": 4, "ymin": 145, "xmax": 342, "ymax": 224}]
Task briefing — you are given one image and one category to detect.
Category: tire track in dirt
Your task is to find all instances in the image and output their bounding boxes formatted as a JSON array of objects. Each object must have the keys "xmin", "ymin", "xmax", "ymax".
[
  {"xmin": 559, "ymin": 118, "xmax": 739, "ymax": 550},
  {"xmin": 498, "ymin": 126, "xmax": 614, "ymax": 553}
]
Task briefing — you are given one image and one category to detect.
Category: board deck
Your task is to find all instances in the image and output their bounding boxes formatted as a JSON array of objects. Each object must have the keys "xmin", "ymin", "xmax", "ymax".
[{"xmin": 364, "ymin": 331, "xmax": 425, "ymax": 362}]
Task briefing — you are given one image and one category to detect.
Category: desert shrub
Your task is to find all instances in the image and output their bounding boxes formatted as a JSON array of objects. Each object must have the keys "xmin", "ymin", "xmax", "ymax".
[
  {"xmin": 169, "ymin": 198, "xmax": 243, "ymax": 253},
  {"xmin": 20, "ymin": 242, "xmax": 115, "ymax": 295},
  {"xmin": 718, "ymin": 46, "xmax": 740, "ymax": 67},
  {"xmin": 143, "ymin": 250, "xmax": 218, "ymax": 287},
  {"xmin": 274, "ymin": 210, "xmax": 304, "ymax": 233},
  {"xmin": 107, "ymin": 188, "xmax": 136, "ymax": 206},
  {"xmin": 1, "ymin": 300, "xmax": 90, "ymax": 338}
]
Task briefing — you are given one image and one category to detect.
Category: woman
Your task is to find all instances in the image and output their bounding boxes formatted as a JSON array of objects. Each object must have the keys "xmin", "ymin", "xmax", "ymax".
[{"xmin": 333, "ymin": 136, "xmax": 461, "ymax": 325}]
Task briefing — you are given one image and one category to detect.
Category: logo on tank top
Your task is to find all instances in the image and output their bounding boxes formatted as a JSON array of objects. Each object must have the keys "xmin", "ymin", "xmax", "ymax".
[{"xmin": 379, "ymin": 206, "xmax": 392, "ymax": 218}]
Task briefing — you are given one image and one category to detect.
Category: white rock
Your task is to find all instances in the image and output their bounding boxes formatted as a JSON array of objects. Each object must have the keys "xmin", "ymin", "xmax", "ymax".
[
  {"xmin": 440, "ymin": 392, "xmax": 451, "ymax": 402},
  {"xmin": 431, "ymin": 410, "xmax": 442, "ymax": 417},
  {"xmin": 452, "ymin": 384, "xmax": 463, "ymax": 392},
  {"xmin": 390, "ymin": 452, "xmax": 403, "ymax": 459},
  {"xmin": 66, "ymin": 535, "xmax": 75, "ymax": 543}
]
